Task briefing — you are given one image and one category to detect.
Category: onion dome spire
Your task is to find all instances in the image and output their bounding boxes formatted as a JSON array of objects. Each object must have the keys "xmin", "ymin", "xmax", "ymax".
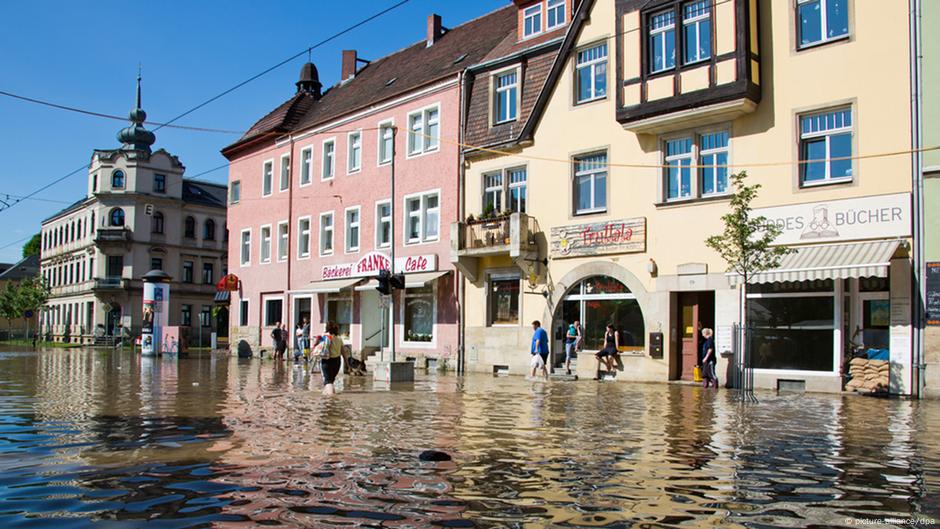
[{"xmin": 117, "ymin": 71, "xmax": 156, "ymax": 152}]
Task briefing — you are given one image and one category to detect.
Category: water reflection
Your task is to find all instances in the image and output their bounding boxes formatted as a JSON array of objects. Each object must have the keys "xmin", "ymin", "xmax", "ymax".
[{"xmin": 0, "ymin": 347, "xmax": 937, "ymax": 528}]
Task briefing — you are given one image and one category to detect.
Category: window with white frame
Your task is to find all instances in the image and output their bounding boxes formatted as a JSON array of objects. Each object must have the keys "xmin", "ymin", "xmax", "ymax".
[
  {"xmin": 798, "ymin": 0, "xmax": 849, "ymax": 48},
  {"xmin": 240, "ymin": 229, "xmax": 251, "ymax": 266},
  {"xmin": 664, "ymin": 137, "xmax": 693, "ymax": 200},
  {"xmin": 277, "ymin": 221, "xmax": 289, "ymax": 261},
  {"xmin": 483, "ymin": 172, "xmax": 503, "ymax": 214},
  {"xmin": 298, "ymin": 217, "xmax": 311, "ymax": 258},
  {"xmin": 230, "ymin": 181, "xmax": 241, "ymax": 204},
  {"xmin": 508, "ymin": 167, "xmax": 527, "ymax": 213},
  {"xmin": 345, "ymin": 207, "xmax": 360, "ymax": 253},
  {"xmin": 403, "ymin": 284, "xmax": 434, "ymax": 343},
  {"xmin": 322, "ymin": 139, "xmax": 335, "ymax": 180},
  {"xmin": 319, "ymin": 212, "xmax": 334, "ymax": 255},
  {"xmin": 523, "ymin": 3, "xmax": 542, "ymax": 38},
  {"xmin": 348, "ymin": 131, "xmax": 361, "ymax": 172},
  {"xmin": 279, "ymin": 154, "xmax": 290, "ymax": 191},
  {"xmin": 649, "ymin": 10, "xmax": 676, "ymax": 73},
  {"xmin": 260, "ymin": 225, "xmax": 272, "ymax": 263},
  {"xmin": 488, "ymin": 273, "xmax": 521, "ymax": 326},
  {"xmin": 662, "ymin": 131, "xmax": 729, "ymax": 200},
  {"xmin": 408, "ymin": 106, "xmax": 440, "ymax": 156},
  {"xmin": 682, "ymin": 1, "xmax": 711, "ymax": 64},
  {"xmin": 262, "ymin": 160, "xmax": 273, "ymax": 196},
  {"xmin": 378, "ymin": 121, "xmax": 394, "ymax": 164},
  {"xmin": 576, "ymin": 43, "xmax": 608, "ymax": 103},
  {"xmin": 574, "ymin": 153, "xmax": 607, "ymax": 214},
  {"xmin": 482, "ymin": 167, "xmax": 528, "ymax": 215},
  {"xmin": 300, "ymin": 147, "xmax": 312, "ymax": 185},
  {"xmin": 699, "ymin": 131, "xmax": 729, "ymax": 196},
  {"xmin": 494, "ymin": 71, "xmax": 518, "ymax": 123},
  {"xmin": 405, "ymin": 192, "xmax": 440, "ymax": 244},
  {"xmin": 376, "ymin": 201, "xmax": 392, "ymax": 248},
  {"xmin": 800, "ymin": 107, "xmax": 853, "ymax": 185},
  {"xmin": 546, "ymin": 0, "xmax": 566, "ymax": 30}
]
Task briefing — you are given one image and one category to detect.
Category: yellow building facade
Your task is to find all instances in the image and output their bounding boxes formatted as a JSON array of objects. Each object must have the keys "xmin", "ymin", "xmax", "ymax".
[{"xmin": 455, "ymin": 0, "xmax": 915, "ymax": 394}]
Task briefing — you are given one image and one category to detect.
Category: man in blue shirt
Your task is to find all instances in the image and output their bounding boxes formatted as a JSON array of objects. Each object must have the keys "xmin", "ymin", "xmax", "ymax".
[{"xmin": 530, "ymin": 320, "xmax": 550, "ymax": 380}]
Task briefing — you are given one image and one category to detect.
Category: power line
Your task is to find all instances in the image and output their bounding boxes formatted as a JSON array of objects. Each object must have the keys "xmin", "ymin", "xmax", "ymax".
[{"xmin": 0, "ymin": 234, "xmax": 32, "ymax": 252}]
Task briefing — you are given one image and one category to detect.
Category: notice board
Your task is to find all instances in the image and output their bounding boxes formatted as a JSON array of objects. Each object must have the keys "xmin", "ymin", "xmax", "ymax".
[{"xmin": 928, "ymin": 262, "xmax": 940, "ymax": 326}]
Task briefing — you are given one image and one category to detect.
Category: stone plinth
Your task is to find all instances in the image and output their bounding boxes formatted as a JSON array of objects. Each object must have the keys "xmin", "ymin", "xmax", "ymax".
[{"xmin": 373, "ymin": 361, "xmax": 415, "ymax": 383}]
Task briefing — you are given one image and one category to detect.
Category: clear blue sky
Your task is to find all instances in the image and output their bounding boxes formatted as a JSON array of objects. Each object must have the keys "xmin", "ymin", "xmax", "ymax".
[{"xmin": 0, "ymin": 0, "xmax": 506, "ymax": 263}]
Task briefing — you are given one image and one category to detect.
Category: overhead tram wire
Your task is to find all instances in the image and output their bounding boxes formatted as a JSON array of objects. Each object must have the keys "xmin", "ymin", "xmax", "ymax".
[{"xmin": 0, "ymin": 0, "xmax": 412, "ymax": 216}]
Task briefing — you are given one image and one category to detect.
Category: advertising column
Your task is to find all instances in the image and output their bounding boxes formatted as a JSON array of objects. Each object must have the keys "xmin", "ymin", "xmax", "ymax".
[{"xmin": 141, "ymin": 270, "xmax": 172, "ymax": 357}]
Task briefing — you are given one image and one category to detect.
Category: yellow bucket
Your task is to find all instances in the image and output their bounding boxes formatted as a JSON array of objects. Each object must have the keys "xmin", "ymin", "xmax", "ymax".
[{"xmin": 693, "ymin": 366, "xmax": 703, "ymax": 382}]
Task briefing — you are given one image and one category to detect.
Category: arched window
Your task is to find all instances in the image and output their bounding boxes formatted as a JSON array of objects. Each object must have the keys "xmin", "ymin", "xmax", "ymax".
[
  {"xmin": 203, "ymin": 219, "xmax": 216, "ymax": 240},
  {"xmin": 556, "ymin": 275, "xmax": 645, "ymax": 352},
  {"xmin": 112, "ymin": 170, "xmax": 125, "ymax": 189},
  {"xmin": 70, "ymin": 222, "xmax": 75, "ymax": 242},
  {"xmin": 77, "ymin": 219, "xmax": 83, "ymax": 239},
  {"xmin": 184, "ymin": 216, "xmax": 196, "ymax": 238},
  {"xmin": 151, "ymin": 212, "xmax": 165, "ymax": 234},
  {"xmin": 90, "ymin": 212, "xmax": 95, "ymax": 229},
  {"xmin": 109, "ymin": 208, "xmax": 125, "ymax": 227}
]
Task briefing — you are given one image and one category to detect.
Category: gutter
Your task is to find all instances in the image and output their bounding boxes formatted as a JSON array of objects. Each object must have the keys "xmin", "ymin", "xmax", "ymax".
[
  {"xmin": 909, "ymin": 0, "xmax": 925, "ymax": 398},
  {"xmin": 457, "ymin": 68, "xmax": 467, "ymax": 376}
]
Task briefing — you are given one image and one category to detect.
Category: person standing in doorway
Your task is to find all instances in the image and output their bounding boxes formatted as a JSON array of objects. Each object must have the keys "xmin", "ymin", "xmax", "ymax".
[
  {"xmin": 271, "ymin": 323, "xmax": 283, "ymax": 361},
  {"xmin": 301, "ymin": 318, "xmax": 311, "ymax": 361},
  {"xmin": 700, "ymin": 328, "xmax": 718, "ymax": 388},
  {"xmin": 530, "ymin": 320, "xmax": 550, "ymax": 380},
  {"xmin": 564, "ymin": 321, "xmax": 581, "ymax": 375},
  {"xmin": 279, "ymin": 323, "xmax": 291, "ymax": 362}
]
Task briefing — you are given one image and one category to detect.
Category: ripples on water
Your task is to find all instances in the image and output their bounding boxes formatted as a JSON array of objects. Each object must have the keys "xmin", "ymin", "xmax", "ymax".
[{"xmin": 0, "ymin": 348, "xmax": 936, "ymax": 528}]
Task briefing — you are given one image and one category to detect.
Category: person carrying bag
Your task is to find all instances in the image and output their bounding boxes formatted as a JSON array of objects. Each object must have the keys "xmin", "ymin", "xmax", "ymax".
[{"xmin": 317, "ymin": 321, "xmax": 346, "ymax": 395}]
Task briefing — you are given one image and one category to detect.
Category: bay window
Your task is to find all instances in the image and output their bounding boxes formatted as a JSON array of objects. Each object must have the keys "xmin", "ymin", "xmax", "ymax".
[
  {"xmin": 682, "ymin": 0, "xmax": 711, "ymax": 63},
  {"xmin": 648, "ymin": 10, "xmax": 676, "ymax": 73}
]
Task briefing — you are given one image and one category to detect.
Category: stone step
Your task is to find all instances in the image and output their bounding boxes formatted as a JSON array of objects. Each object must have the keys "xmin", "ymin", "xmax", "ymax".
[{"xmin": 549, "ymin": 373, "xmax": 578, "ymax": 381}]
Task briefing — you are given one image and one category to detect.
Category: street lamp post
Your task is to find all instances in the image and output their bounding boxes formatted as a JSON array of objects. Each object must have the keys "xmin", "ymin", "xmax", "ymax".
[{"xmin": 389, "ymin": 126, "xmax": 397, "ymax": 364}]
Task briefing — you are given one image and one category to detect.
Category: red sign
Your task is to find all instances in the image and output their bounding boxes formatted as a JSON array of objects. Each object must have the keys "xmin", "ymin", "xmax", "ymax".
[{"xmin": 216, "ymin": 274, "xmax": 240, "ymax": 292}]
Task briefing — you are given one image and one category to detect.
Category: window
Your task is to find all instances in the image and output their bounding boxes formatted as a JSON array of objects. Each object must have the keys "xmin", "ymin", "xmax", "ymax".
[
  {"xmin": 345, "ymin": 207, "xmax": 360, "ymax": 253},
  {"xmin": 322, "ymin": 139, "xmax": 335, "ymax": 180},
  {"xmin": 700, "ymin": 131, "xmax": 729, "ymax": 196},
  {"xmin": 153, "ymin": 174, "xmax": 166, "ymax": 193},
  {"xmin": 203, "ymin": 219, "xmax": 215, "ymax": 240},
  {"xmin": 682, "ymin": 1, "xmax": 711, "ymax": 64},
  {"xmin": 798, "ymin": 0, "xmax": 848, "ymax": 48},
  {"xmin": 184, "ymin": 216, "xmax": 196, "ymax": 238},
  {"xmin": 92, "ymin": 173, "xmax": 98, "ymax": 193},
  {"xmin": 150, "ymin": 257, "xmax": 163, "ymax": 271},
  {"xmin": 181, "ymin": 304, "xmax": 192, "ymax": 327},
  {"xmin": 483, "ymin": 172, "xmax": 503, "ymax": 213},
  {"xmin": 202, "ymin": 263, "xmax": 214, "ymax": 284},
  {"xmin": 484, "ymin": 166, "xmax": 528, "ymax": 215},
  {"xmin": 488, "ymin": 274, "xmax": 520, "ymax": 325},
  {"xmin": 508, "ymin": 168, "xmax": 528, "ymax": 213},
  {"xmin": 348, "ymin": 131, "xmax": 361, "ymax": 173},
  {"xmin": 665, "ymin": 137, "xmax": 693, "ymax": 200},
  {"xmin": 546, "ymin": 0, "xmax": 566, "ymax": 30},
  {"xmin": 112, "ymin": 170, "xmax": 125, "ymax": 189},
  {"xmin": 240, "ymin": 229, "xmax": 251, "ymax": 266},
  {"xmin": 325, "ymin": 294, "xmax": 352, "ymax": 338},
  {"xmin": 523, "ymin": 3, "xmax": 542, "ymax": 37},
  {"xmin": 405, "ymin": 192, "xmax": 440, "ymax": 244},
  {"xmin": 376, "ymin": 201, "xmax": 392, "ymax": 248},
  {"xmin": 264, "ymin": 299, "xmax": 283, "ymax": 327},
  {"xmin": 299, "ymin": 147, "xmax": 313, "ymax": 186},
  {"xmin": 109, "ymin": 208, "xmax": 125, "ymax": 227},
  {"xmin": 800, "ymin": 108, "xmax": 853, "ymax": 185},
  {"xmin": 106, "ymin": 255, "xmax": 123, "ymax": 278},
  {"xmin": 576, "ymin": 43, "xmax": 608, "ymax": 103},
  {"xmin": 279, "ymin": 154, "xmax": 290, "ymax": 191},
  {"xmin": 748, "ymin": 282, "xmax": 835, "ymax": 372},
  {"xmin": 403, "ymin": 285, "xmax": 434, "ymax": 343},
  {"xmin": 230, "ymin": 181, "xmax": 241, "ymax": 204},
  {"xmin": 378, "ymin": 122, "xmax": 394, "ymax": 165},
  {"xmin": 260, "ymin": 225, "xmax": 272, "ymax": 263},
  {"xmin": 182, "ymin": 261, "xmax": 194, "ymax": 283},
  {"xmin": 298, "ymin": 217, "xmax": 311, "ymax": 258},
  {"xmin": 574, "ymin": 153, "xmax": 607, "ymax": 214},
  {"xmin": 319, "ymin": 212, "xmax": 334, "ymax": 255},
  {"xmin": 494, "ymin": 71, "xmax": 518, "ymax": 123},
  {"xmin": 151, "ymin": 211, "xmax": 164, "ymax": 234},
  {"xmin": 239, "ymin": 300, "xmax": 249, "ymax": 326},
  {"xmin": 277, "ymin": 221, "xmax": 289, "ymax": 261},
  {"xmin": 649, "ymin": 10, "xmax": 676, "ymax": 73},
  {"xmin": 560, "ymin": 276, "xmax": 645, "ymax": 351},
  {"xmin": 408, "ymin": 106, "xmax": 440, "ymax": 155},
  {"xmin": 262, "ymin": 160, "xmax": 273, "ymax": 196},
  {"xmin": 199, "ymin": 306, "xmax": 211, "ymax": 328}
]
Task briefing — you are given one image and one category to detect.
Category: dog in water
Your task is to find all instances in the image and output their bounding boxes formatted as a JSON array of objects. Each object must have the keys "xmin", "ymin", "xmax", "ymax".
[{"xmin": 345, "ymin": 356, "xmax": 367, "ymax": 376}]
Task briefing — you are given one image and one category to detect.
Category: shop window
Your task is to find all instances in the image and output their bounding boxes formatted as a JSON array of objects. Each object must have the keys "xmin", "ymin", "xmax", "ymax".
[
  {"xmin": 557, "ymin": 275, "xmax": 645, "ymax": 351},
  {"xmin": 264, "ymin": 299, "xmax": 283, "ymax": 327},
  {"xmin": 325, "ymin": 293, "xmax": 352, "ymax": 338},
  {"xmin": 403, "ymin": 284, "xmax": 434, "ymax": 343},
  {"xmin": 747, "ymin": 284, "xmax": 835, "ymax": 372},
  {"xmin": 488, "ymin": 274, "xmax": 520, "ymax": 325}
]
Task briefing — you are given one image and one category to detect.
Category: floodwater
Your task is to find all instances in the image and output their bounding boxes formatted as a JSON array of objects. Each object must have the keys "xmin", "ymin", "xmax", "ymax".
[{"xmin": 0, "ymin": 348, "xmax": 937, "ymax": 528}]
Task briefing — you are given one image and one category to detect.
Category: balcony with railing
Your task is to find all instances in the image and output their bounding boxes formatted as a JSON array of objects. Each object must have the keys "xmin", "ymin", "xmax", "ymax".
[
  {"xmin": 93, "ymin": 277, "xmax": 126, "ymax": 290},
  {"xmin": 94, "ymin": 227, "xmax": 133, "ymax": 251},
  {"xmin": 450, "ymin": 212, "xmax": 540, "ymax": 282}
]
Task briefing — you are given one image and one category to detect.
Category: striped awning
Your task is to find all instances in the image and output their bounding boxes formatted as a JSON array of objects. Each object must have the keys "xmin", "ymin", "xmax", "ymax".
[
  {"xmin": 728, "ymin": 240, "xmax": 902, "ymax": 285},
  {"xmin": 213, "ymin": 291, "xmax": 231, "ymax": 303}
]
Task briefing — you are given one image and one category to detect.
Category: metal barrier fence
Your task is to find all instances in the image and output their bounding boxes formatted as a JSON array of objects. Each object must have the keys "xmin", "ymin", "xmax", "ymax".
[{"xmin": 731, "ymin": 323, "xmax": 758, "ymax": 403}]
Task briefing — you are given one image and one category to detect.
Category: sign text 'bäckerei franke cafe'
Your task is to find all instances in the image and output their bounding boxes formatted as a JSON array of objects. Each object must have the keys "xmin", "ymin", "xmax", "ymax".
[{"xmin": 321, "ymin": 251, "xmax": 438, "ymax": 280}]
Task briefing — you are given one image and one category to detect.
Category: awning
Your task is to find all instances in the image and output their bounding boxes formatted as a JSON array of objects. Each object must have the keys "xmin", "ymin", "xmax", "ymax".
[
  {"xmin": 353, "ymin": 271, "xmax": 450, "ymax": 291},
  {"xmin": 728, "ymin": 240, "xmax": 902, "ymax": 285},
  {"xmin": 355, "ymin": 280, "xmax": 378, "ymax": 291},
  {"xmin": 213, "ymin": 291, "xmax": 230, "ymax": 303},
  {"xmin": 292, "ymin": 277, "xmax": 363, "ymax": 294}
]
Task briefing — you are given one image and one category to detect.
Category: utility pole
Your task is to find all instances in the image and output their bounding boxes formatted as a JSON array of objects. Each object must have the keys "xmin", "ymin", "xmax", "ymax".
[{"xmin": 389, "ymin": 126, "xmax": 397, "ymax": 363}]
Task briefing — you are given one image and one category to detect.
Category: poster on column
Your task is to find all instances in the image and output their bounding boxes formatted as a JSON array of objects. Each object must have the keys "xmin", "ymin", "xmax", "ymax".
[{"xmin": 927, "ymin": 262, "xmax": 940, "ymax": 326}]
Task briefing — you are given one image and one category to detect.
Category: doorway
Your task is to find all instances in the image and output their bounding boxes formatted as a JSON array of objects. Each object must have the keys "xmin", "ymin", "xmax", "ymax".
[
  {"xmin": 106, "ymin": 304, "xmax": 122, "ymax": 335},
  {"xmin": 676, "ymin": 292, "xmax": 715, "ymax": 381},
  {"xmin": 360, "ymin": 290, "xmax": 385, "ymax": 353}
]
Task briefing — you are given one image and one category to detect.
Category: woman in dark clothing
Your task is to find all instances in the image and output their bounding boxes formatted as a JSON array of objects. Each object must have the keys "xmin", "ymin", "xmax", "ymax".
[
  {"xmin": 700, "ymin": 327, "xmax": 718, "ymax": 388},
  {"xmin": 595, "ymin": 324, "xmax": 619, "ymax": 373}
]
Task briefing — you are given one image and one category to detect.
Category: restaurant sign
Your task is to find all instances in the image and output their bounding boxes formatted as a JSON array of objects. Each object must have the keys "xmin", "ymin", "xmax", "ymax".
[
  {"xmin": 755, "ymin": 193, "xmax": 911, "ymax": 245},
  {"xmin": 550, "ymin": 217, "xmax": 646, "ymax": 258},
  {"xmin": 321, "ymin": 251, "xmax": 437, "ymax": 279}
]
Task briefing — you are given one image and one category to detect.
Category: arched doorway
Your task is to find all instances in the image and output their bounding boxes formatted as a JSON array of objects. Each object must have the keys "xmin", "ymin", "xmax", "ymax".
[
  {"xmin": 106, "ymin": 304, "xmax": 122, "ymax": 335},
  {"xmin": 552, "ymin": 275, "xmax": 645, "ymax": 367}
]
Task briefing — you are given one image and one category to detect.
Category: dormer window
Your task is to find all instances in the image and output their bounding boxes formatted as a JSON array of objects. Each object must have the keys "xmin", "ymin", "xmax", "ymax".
[
  {"xmin": 546, "ymin": 0, "xmax": 566, "ymax": 30},
  {"xmin": 523, "ymin": 4, "xmax": 542, "ymax": 38},
  {"xmin": 494, "ymin": 70, "xmax": 519, "ymax": 124}
]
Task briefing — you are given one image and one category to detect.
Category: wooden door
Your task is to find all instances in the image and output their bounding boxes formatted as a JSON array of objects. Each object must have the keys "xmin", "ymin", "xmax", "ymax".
[{"xmin": 678, "ymin": 293, "xmax": 700, "ymax": 381}]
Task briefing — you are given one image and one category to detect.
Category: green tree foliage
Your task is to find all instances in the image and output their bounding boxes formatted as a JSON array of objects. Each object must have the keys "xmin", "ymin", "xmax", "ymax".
[
  {"xmin": 22, "ymin": 233, "xmax": 41, "ymax": 258},
  {"xmin": 0, "ymin": 275, "xmax": 49, "ymax": 333}
]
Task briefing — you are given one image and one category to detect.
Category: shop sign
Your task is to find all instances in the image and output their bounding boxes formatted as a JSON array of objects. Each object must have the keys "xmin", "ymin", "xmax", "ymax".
[
  {"xmin": 550, "ymin": 217, "xmax": 646, "ymax": 258},
  {"xmin": 755, "ymin": 193, "xmax": 911, "ymax": 245},
  {"xmin": 927, "ymin": 262, "xmax": 940, "ymax": 326},
  {"xmin": 216, "ymin": 273, "xmax": 240, "ymax": 292},
  {"xmin": 321, "ymin": 251, "xmax": 437, "ymax": 279}
]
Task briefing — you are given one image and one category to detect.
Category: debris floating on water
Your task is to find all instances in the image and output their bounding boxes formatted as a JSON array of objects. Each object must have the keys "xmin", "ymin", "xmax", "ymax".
[{"xmin": 419, "ymin": 450, "xmax": 452, "ymax": 462}]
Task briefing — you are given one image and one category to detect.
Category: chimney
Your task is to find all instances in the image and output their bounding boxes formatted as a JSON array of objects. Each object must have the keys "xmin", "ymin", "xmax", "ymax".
[
  {"xmin": 427, "ymin": 14, "xmax": 443, "ymax": 47},
  {"xmin": 341, "ymin": 50, "xmax": 357, "ymax": 81}
]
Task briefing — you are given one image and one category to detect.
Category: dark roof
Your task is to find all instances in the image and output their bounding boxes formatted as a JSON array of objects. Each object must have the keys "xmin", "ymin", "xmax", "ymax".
[
  {"xmin": 182, "ymin": 180, "xmax": 227, "ymax": 209},
  {"xmin": 223, "ymin": 5, "xmax": 518, "ymax": 158},
  {"xmin": 43, "ymin": 197, "xmax": 92, "ymax": 224},
  {"xmin": 0, "ymin": 263, "xmax": 12, "ymax": 275},
  {"xmin": 0, "ymin": 254, "xmax": 40, "ymax": 281}
]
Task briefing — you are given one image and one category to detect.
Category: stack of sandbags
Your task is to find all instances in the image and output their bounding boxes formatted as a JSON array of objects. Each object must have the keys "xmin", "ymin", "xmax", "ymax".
[{"xmin": 844, "ymin": 358, "xmax": 890, "ymax": 393}]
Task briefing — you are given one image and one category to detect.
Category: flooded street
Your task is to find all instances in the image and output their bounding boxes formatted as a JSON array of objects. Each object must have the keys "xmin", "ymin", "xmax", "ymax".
[{"xmin": 0, "ymin": 348, "xmax": 937, "ymax": 528}]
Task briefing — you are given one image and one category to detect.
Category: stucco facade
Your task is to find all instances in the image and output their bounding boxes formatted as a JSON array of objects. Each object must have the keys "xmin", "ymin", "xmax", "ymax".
[{"xmin": 921, "ymin": 0, "xmax": 939, "ymax": 398}]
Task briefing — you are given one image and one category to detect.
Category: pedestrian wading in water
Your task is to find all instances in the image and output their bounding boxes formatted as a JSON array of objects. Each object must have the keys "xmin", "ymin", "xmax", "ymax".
[
  {"xmin": 596, "ymin": 324, "xmax": 620, "ymax": 374},
  {"xmin": 530, "ymin": 320, "xmax": 550, "ymax": 380},
  {"xmin": 314, "ymin": 321, "xmax": 346, "ymax": 395},
  {"xmin": 700, "ymin": 327, "xmax": 718, "ymax": 389}
]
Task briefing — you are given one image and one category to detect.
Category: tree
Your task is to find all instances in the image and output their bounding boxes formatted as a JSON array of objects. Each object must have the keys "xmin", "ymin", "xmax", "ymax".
[
  {"xmin": 0, "ymin": 275, "xmax": 49, "ymax": 339},
  {"xmin": 0, "ymin": 282, "xmax": 18, "ymax": 335},
  {"xmin": 22, "ymin": 233, "xmax": 41, "ymax": 258}
]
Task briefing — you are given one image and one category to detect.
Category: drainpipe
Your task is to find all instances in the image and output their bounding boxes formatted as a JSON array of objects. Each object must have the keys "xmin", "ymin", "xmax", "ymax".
[
  {"xmin": 909, "ymin": 0, "xmax": 925, "ymax": 398},
  {"xmin": 287, "ymin": 135, "xmax": 295, "ymax": 320},
  {"xmin": 457, "ymin": 69, "xmax": 467, "ymax": 376}
]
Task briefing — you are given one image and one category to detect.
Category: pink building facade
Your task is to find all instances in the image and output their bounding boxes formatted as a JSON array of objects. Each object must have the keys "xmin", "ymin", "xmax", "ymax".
[{"xmin": 223, "ymin": 8, "xmax": 517, "ymax": 364}]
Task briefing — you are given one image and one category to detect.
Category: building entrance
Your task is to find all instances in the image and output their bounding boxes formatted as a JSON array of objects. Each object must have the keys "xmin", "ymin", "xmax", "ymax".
[{"xmin": 675, "ymin": 292, "xmax": 715, "ymax": 381}]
